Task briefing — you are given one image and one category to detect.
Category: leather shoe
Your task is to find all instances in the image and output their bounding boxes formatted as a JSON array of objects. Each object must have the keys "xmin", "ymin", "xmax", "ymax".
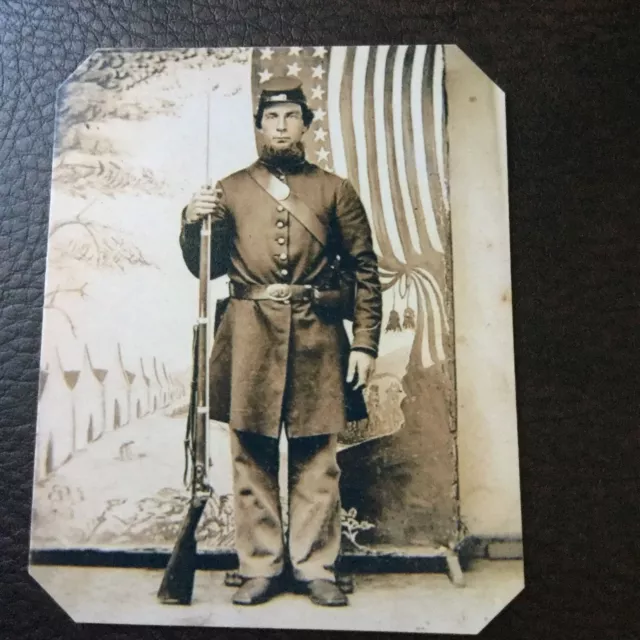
[
  {"xmin": 307, "ymin": 579, "xmax": 348, "ymax": 606},
  {"xmin": 232, "ymin": 577, "xmax": 280, "ymax": 605}
]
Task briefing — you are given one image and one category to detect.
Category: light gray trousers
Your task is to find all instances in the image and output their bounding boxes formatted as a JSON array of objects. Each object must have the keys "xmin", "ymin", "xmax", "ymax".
[{"xmin": 230, "ymin": 429, "xmax": 341, "ymax": 582}]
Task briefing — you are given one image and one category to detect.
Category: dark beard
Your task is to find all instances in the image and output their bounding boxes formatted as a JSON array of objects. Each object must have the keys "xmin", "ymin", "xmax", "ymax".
[{"xmin": 259, "ymin": 141, "xmax": 306, "ymax": 172}]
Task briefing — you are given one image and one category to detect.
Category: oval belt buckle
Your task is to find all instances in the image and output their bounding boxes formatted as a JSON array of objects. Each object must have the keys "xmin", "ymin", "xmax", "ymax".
[{"xmin": 267, "ymin": 283, "xmax": 291, "ymax": 301}]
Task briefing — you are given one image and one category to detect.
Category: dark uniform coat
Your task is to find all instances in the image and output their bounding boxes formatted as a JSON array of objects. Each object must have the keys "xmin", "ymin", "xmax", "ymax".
[{"xmin": 179, "ymin": 159, "xmax": 382, "ymax": 438}]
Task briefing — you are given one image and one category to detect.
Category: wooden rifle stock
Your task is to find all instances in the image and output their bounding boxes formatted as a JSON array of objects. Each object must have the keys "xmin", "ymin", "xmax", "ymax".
[{"xmin": 156, "ymin": 490, "xmax": 207, "ymax": 604}]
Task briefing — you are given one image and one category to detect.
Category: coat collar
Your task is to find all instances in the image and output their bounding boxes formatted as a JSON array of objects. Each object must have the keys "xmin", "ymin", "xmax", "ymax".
[{"xmin": 255, "ymin": 156, "xmax": 314, "ymax": 177}]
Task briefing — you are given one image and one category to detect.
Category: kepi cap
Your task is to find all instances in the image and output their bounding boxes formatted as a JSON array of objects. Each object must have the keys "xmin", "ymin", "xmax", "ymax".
[{"xmin": 258, "ymin": 76, "xmax": 308, "ymax": 107}]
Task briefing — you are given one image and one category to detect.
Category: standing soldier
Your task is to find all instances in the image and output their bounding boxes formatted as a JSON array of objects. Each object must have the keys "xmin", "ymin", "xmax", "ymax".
[{"xmin": 179, "ymin": 77, "xmax": 382, "ymax": 606}]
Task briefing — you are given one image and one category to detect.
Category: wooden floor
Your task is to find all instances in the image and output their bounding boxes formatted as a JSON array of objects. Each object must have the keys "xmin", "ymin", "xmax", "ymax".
[{"xmin": 30, "ymin": 559, "xmax": 524, "ymax": 635}]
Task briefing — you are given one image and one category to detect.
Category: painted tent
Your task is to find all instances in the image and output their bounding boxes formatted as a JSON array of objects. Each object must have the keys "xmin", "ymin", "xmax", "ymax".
[
  {"xmin": 154, "ymin": 359, "xmax": 169, "ymax": 409},
  {"xmin": 73, "ymin": 345, "xmax": 107, "ymax": 449},
  {"xmin": 35, "ymin": 357, "xmax": 76, "ymax": 481},
  {"xmin": 162, "ymin": 363, "xmax": 178, "ymax": 403},
  {"xmin": 101, "ymin": 344, "xmax": 131, "ymax": 431},
  {"xmin": 152, "ymin": 357, "xmax": 168, "ymax": 410},
  {"xmin": 144, "ymin": 358, "xmax": 161, "ymax": 414},
  {"xmin": 127, "ymin": 356, "xmax": 150, "ymax": 420}
]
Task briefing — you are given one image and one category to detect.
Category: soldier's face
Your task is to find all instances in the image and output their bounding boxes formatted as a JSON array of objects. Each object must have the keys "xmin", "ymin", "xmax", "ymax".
[{"xmin": 259, "ymin": 103, "xmax": 307, "ymax": 150}]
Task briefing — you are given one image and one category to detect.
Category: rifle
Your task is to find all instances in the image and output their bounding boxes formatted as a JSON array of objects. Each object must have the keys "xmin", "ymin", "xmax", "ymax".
[
  {"xmin": 157, "ymin": 210, "xmax": 212, "ymax": 605},
  {"xmin": 157, "ymin": 95, "xmax": 213, "ymax": 606}
]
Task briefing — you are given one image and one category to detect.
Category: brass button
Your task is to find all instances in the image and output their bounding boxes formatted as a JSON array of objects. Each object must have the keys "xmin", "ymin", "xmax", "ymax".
[
  {"xmin": 279, "ymin": 253, "xmax": 287, "ymax": 261},
  {"xmin": 280, "ymin": 269, "xmax": 289, "ymax": 276},
  {"xmin": 276, "ymin": 220, "xmax": 285, "ymax": 228},
  {"xmin": 277, "ymin": 237, "xmax": 285, "ymax": 245},
  {"xmin": 277, "ymin": 205, "xmax": 284, "ymax": 212}
]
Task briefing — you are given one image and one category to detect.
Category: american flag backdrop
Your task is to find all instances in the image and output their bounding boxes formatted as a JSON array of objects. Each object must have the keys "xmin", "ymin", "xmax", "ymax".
[{"xmin": 251, "ymin": 45, "xmax": 450, "ymax": 370}]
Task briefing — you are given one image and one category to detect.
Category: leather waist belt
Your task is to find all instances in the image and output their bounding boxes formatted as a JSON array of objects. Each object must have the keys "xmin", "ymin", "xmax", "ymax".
[{"xmin": 229, "ymin": 282, "xmax": 341, "ymax": 305}]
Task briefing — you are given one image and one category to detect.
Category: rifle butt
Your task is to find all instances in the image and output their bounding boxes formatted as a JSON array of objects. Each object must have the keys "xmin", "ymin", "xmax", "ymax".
[{"xmin": 157, "ymin": 497, "xmax": 208, "ymax": 605}]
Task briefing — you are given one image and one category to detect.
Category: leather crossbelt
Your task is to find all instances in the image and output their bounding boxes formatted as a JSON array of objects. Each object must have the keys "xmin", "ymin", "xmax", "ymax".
[
  {"xmin": 247, "ymin": 164, "xmax": 327, "ymax": 247},
  {"xmin": 229, "ymin": 282, "xmax": 341, "ymax": 306}
]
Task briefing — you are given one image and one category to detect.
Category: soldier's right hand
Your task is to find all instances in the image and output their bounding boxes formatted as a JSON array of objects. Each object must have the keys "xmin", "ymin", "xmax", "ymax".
[{"xmin": 184, "ymin": 184, "xmax": 225, "ymax": 223}]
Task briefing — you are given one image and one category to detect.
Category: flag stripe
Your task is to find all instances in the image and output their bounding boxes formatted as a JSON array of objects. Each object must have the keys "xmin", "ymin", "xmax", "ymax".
[
  {"xmin": 340, "ymin": 46, "xmax": 359, "ymax": 193},
  {"xmin": 351, "ymin": 46, "xmax": 382, "ymax": 257},
  {"xmin": 415, "ymin": 277, "xmax": 439, "ymax": 366},
  {"xmin": 382, "ymin": 46, "xmax": 412, "ymax": 264},
  {"xmin": 400, "ymin": 46, "xmax": 429, "ymax": 257},
  {"xmin": 327, "ymin": 47, "xmax": 347, "ymax": 178},
  {"xmin": 421, "ymin": 45, "xmax": 446, "ymax": 253},
  {"xmin": 392, "ymin": 45, "xmax": 421, "ymax": 262},
  {"xmin": 374, "ymin": 46, "xmax": 406, "ymax": 264},
  {"xmin": 416, "ymin": 267, "xmax": 449, "ymax": 332},
  {"xmin": 410, "ymin": 274, "xmax": 435, "ymax": 368},
  {"xmin": 364, "ymin": 46, "xmax": 400, "ymax": 268},
  {"xmin": 411, "ymin": 46, "xmax": 443, "ymax": 255}
]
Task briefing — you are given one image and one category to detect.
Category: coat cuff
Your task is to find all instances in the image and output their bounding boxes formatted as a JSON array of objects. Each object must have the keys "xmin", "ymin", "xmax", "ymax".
[
  {"xmin": 350, "ymin": 345, "xmax": 378, "ymax": 359},
  {"xmin": 351, "ymin": 325, "xmax": 380, "ymax": 358},
  {"xmin": 180, "ymin": 207, "xmax": 202, "ymax": 242}
]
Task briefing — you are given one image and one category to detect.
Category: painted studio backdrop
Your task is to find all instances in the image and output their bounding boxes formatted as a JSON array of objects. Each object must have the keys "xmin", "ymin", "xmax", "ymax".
[{"xmin": 31, "ymin": 46, "xmax": 455, "ymax": 556}]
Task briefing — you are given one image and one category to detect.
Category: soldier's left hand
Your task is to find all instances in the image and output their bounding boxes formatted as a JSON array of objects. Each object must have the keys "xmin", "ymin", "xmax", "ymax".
[{"xmin": 346, "ymin": 351, "xmax": 376, "ymax": 390}]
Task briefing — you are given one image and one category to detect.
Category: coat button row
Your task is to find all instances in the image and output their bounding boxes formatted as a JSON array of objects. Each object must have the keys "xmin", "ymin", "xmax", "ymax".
[
  {"xmin": 276, "ymin": 220, "xmax": 286, "ymax": 228},
  {"xmin": 280, "ymin": 269, "xmax": 289, "ymax": 277},
  {"xmin": 277, "ymin": 237, "xmax": 285, "ymax": 245},
  {"xmin": 279, "ymin": 252, "xmax": 287, "ymax": 261},
  {"xmin": 277, "ymin": 205, "xmax": 285, "ymax": 212}
]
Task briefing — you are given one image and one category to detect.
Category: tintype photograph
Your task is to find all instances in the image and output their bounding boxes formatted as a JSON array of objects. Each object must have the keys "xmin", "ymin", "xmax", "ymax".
[{"xmin": 29, "ymin": 45, "xmax": 522, "ymax": 634}]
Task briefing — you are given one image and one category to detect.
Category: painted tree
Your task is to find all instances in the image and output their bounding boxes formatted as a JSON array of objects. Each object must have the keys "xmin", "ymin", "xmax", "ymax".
[{"xmin": 53, "ymin": 47, "xmax": 249, "ymax": 196}]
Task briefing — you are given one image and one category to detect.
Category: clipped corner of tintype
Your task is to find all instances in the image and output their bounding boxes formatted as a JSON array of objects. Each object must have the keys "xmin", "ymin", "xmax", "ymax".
[{"xmin": 29, "ymin": 44, "xmax": 522, "ymax": 634}]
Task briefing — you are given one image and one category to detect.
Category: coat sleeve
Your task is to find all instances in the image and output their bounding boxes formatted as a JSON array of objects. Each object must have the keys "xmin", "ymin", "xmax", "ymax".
[
  {"xmin": 178, "ymin": 180, "xmax": 232, "ymax": 280},
  {"xmin": 334, "ymin": 179, "xmax": 383, "ymax": 358}
]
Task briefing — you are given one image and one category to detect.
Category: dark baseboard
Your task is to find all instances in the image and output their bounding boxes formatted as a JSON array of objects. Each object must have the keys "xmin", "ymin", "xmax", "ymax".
[
  {"xmin": 30, "ymin": 548, "xmax": 238, "ymax": 571},
  {"xmin": 30, "ymin": 537, "xmax": 522, "ymax": 574},
  {"xmin": 30, "ymin": 548, "xmax": 449, "ymax": 574}
]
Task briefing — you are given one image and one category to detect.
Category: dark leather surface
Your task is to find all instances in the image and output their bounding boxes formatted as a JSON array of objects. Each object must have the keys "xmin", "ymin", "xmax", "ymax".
[{"xmin": 1, "ymin": 1, "xmax": 638, "ymax": 638}]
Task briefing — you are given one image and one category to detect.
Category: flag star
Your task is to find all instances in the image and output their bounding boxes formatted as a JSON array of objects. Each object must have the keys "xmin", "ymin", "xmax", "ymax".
[
  {"xmin": 260, "ymin": 47, "xmax": 274, "ymax": 60},
  {"xmin": 288, "ymin": 47, "xmax": 303, "ymax": 57},
  {"xmin": 312, "ymin": 46, "xmax": 327, "ymax": 59},
  {"xmin": 313, "ymin": 127, "xmax": 328, "ymax": 142},
  {"xmin": 316, "ymin": 147, "xmax": 330, "ymax": 163},
  {"xmin": 287, "ymin": 62, "xmax": 302, "ymax": 77},
  {"xmin": 311, "ymin": 85, "xmax": 325, "ymax": 100},
  {"xmin": 313, "ymin": 107, "xmax": 326, "ymax": 121},
  {"xmin": 311, "ymin": 64, "xmax": 325, "ymax": 79},
  {"xmin": 258, "ymin": 68, "xmax": 273, "ymax": 83}
]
